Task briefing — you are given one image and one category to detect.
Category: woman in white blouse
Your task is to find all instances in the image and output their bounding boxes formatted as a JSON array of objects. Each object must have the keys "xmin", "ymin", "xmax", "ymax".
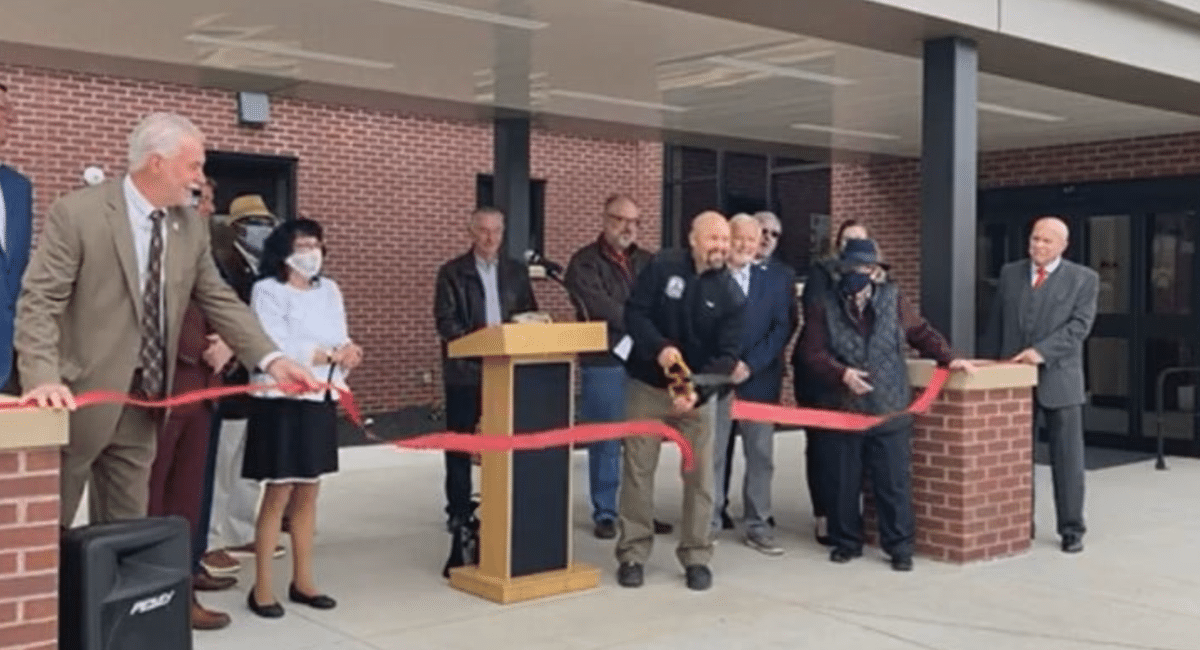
[{"xmin": 243, "ymin": 218, "xmax": 363, "ymax": 618}]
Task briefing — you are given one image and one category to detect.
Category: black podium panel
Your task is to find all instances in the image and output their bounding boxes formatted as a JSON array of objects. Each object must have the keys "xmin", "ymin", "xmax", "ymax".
[
  {"xmin": 510, "ymin": 362, "xmax": 571, "ymax": 577},
  {"xmin": 60, "ymin": 516, "xmax": 191, "ymax": 650}
]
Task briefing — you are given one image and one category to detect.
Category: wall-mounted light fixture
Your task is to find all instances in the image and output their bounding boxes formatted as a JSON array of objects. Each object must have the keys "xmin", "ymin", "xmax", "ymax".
[{"xmin": 237, "ymin": 91, "xmax": 270, "ymax": 127}]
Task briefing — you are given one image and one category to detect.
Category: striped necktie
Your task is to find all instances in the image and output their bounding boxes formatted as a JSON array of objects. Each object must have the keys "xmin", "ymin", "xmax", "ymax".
[{"xmin": 135, "ymin": 210, "xmax": 167, "ymax": 398}]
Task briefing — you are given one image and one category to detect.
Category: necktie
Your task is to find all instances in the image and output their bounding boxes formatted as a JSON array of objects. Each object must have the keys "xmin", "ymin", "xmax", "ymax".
[
  {"xmin": 136, "ymin": 210, "xmax": 166, "ymax": 398},
  {"xmin": 1033, "ymin": 266, "xmax": 1047, "ymax": 289}
]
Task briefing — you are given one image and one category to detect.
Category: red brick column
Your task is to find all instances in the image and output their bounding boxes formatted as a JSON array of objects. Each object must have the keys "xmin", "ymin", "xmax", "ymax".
[
  {"xmin": 1, "ymin": 406, "xmax": 67, "ymax": 650},
  {"xmin": 863, "ymin": 361, "xmax": 1037, "ymax": 563}
]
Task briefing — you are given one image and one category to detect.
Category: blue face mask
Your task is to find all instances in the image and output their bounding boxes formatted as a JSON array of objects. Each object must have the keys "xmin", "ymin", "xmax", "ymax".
[
  {"xmin": 236, "ymin": 224, "xmax": 274, "ymax": 256},
  {"xmin": 839, "ymin": 271, "xmax": 871, "ymax": 296}
]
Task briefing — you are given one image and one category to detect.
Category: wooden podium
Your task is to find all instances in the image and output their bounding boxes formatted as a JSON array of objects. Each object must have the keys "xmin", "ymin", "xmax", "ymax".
[{"xmin": 445, "ymin": 322, "xmax": 607, "ymax": 604}]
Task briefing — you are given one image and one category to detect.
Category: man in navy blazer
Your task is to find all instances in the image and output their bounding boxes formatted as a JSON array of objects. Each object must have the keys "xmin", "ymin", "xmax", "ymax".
[
  {"xmin": 712, "ymin": 214, "xmax": 797, "ymax": 555},
  {"xmin": 0, "ymin": 82, "xmax": 33, "ymax": 394}
]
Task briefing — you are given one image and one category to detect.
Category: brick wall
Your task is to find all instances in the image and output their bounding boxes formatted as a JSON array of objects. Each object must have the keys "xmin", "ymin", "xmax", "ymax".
[
  {"xmin": 0, "ymin": 63, "xmax": 662, "ymax": 414},
  {"xmin": 910, "ymin": 386, "xmax": 1034, "ymax": 561},
  {"xmin": 0, "ymin": 449, "xmax": 59, "ymax": 650},
  {"xmin": 829, "ymin": 160, "xmax": 922, "ymax": 302},
  {"xmin": 979, "ymin": 131, "xmax": 1200, "ymax": 188},
  {"xmin": 860, "ymin": 378, "xmax": 1035, "ymax": 563}
]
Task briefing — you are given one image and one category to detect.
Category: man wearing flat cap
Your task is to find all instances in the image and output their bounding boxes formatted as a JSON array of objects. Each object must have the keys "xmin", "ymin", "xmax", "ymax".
[{"xmin": 797, "ymin": 238, "xmax": 975, "ymax": 571}]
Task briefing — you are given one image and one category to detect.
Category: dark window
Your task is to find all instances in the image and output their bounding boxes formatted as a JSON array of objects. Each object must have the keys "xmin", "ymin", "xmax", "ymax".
[
  {"xmin": 475, "ymin": 174, "xmax": 546, "ymax": 255},
  {"xmin": 204, "ymin": 151, "xmax": 298, "ymax": 220},
  {"xmin": 662, "ymin": 145, "xmax": 830, "ymax": 270}
]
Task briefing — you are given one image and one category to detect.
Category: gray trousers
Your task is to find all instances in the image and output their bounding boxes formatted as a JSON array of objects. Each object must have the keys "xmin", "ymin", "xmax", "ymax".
[
  {"xmin": 1036, "ymin": 404, "xmax": 1086, "ymax": 537},
  {"xmin": 711, "ymin": 392, "xmax": 775, "ymax": 535},
  {"xmin": 617, "ymin": 379, "xmax": 715, "ymax": 568}
]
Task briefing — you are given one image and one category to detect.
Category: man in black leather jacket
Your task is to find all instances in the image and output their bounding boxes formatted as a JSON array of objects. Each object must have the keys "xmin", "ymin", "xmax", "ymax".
[{"xmin": 433, "ymin": 207, "xmax": 537, "ymax": 545}]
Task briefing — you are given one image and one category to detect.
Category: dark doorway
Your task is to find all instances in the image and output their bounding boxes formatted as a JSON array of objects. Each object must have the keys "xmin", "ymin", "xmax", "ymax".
[
  {"xmin": 978, "ymin": 176, "xmax": 1200, "ymax": 457},
  {"xmin": 204, "ymin": 151, "xmax": 298, "ymax": 220},
  {"xmin": 475, "ymin": 174, "xmax": 546, "ymax": 256}
]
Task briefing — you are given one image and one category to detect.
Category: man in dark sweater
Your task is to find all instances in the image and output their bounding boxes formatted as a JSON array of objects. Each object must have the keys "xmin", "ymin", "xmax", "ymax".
[
  {"xmin": 564, "ymin": 194, "xmax": 673, "ymax": 540},
  {"xmin": 799, "ymin": 239, "xmax": 974, "ymax": 571},
  {"xmin": 616, "ymin": 211, "xmax": 744, "ymax": 592}
]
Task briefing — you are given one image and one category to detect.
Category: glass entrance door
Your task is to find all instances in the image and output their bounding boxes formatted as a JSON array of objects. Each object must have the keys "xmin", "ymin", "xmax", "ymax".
[
  {"xmin": 1080, "ymin": 215, "xmax": 1134, "ymax": 441},
  {"xmin": 1142, "ymin": 212, "xmax": 1198, "ymax": 448},
  {"xmin": 978, "ymin": 177, "xmax": 1200, "ymax": 456}
]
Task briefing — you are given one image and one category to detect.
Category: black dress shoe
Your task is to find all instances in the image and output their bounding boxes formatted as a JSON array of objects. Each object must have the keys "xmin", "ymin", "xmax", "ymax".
[
  {"xmin": 684, "ymin": 564, "xmax": 712, "ymax": 591},
  {"xmin": 247, "ymin": 589, "xmax": 284, "ymax": 618},
  {"xmin": 654, "ymin": 519, "xmax": 674, "ymax": 535},
  {"xmin": 617, "ymin": 562, "xmax": 643, "ymax": 588},
  {"xmin": 594, "ymin": 520, "xmax": 617, "ymax": 539},
  {"xmin": 890, "ymin": 555, "xmax": 914, "ymax": 572},
  {"xmin": 1061, "ymin": 534, "xmax": 1084, "ymax": 554},
  {"xmin": 719, "ymin": 511, "xmax": 735, "ymax": 530},
  {"xmin": 288, "ymin": 583, "xmax": 337, "ymax": 609},
  {"xmin": 829, "ymin": 547, "xmax": 862, "ymax": 564},
  {"xmin": 814, "ymin": 529, "xmax": 833, "ymax": 547}
]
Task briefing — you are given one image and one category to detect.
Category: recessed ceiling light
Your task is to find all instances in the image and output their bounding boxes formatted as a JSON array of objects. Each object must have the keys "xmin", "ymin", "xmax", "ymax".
[
  {"xmin": 791, "ymin": 123, "xmax": 899, "ymax": 140},
  {"xmin": 547, "ymin": 89, "xmax": 688, "ymax": 113},
  {"xmin": 707, "ymin": 55, "xmax": 855, "ymax": 86},
  {"xmin": 978, "ymin": 102, "xmax": 1065, "ymax": 122},
  {"xmin": 371, "ymin": 0, "xmax": 547, "ymax": 30},
  {"xmin": 185, "ymin": 34, "xmax": 394, "ymax": 70}
]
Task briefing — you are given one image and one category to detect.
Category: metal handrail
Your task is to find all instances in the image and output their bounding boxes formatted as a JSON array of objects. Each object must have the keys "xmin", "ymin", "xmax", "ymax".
[{"xmin": 1154, "ymin": 365, "xmax": 1200, "ymax": 470}]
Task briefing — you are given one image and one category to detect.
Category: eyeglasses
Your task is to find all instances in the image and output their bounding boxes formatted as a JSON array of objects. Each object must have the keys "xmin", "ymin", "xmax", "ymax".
[
  {"xmin": 763, "ymin": 230, "xmax": 781, "ymax": 239},
  {"xmin": 605, "ymin": 213, "xmax": 642, "ymax": 227}
]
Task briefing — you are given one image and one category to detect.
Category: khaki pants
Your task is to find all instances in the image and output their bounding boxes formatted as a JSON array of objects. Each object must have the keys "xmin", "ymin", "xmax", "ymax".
[
  {"xmin": 61, "ymin": 405, "xmax": 160, "ymax": 527},
  {"xmin": 616, "ymin": 378, "xmax": 715, "ymax": 568}
]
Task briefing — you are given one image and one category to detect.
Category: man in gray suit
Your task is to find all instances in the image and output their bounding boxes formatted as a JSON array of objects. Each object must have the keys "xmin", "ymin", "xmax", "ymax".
[{"xmin": 982, "ymin": 216, "xmax": 1099, "ymax": 554}]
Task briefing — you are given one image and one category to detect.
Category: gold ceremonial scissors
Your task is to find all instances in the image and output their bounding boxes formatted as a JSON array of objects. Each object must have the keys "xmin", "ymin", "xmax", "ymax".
[{"xmin": 664, "ymin": 352, "xmax": 696, "ymax": 402}]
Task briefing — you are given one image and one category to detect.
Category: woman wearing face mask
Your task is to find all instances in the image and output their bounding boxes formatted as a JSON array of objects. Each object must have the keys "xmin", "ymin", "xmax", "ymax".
[
  {"xmin": 798, "ymin": 239, "xmax": 973, "ymax": 570},
  {"xmin": 242, "ymin": 218, "xmax": 364, "ymax": 618},
  {"xmin": 793, "ymin": 220, "xmax": 876, "ymax": 546}
]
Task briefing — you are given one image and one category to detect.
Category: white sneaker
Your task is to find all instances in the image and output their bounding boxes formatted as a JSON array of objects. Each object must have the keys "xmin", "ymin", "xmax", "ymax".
[{"xmin": 744, "ymin": 531, "xmax": 784, "ymax": 556}]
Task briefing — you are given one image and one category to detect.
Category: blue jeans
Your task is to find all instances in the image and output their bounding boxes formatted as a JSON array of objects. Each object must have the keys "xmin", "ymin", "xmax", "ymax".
[{"xmin": 579, "ymin": 365, "xmax": 625, "ymax": 524}]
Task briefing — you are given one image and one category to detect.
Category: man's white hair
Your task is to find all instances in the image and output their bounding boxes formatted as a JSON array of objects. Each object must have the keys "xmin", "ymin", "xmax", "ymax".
[
  {"xmin": 729, "ymin": 213, "xmax": 760, "ymax": 230},
  {"xmin": 753, "ymin": 211, "xmax": 781, "ymax": 230},
  {"xmin": 127, "ymin": 112, "xmax": 204, "ymax": 171}
]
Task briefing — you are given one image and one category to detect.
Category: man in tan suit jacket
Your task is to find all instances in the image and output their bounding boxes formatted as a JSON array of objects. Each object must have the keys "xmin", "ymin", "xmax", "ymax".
[{"xmin": 15, "ymin": 112, "xmax": 319, "ymax": 528}]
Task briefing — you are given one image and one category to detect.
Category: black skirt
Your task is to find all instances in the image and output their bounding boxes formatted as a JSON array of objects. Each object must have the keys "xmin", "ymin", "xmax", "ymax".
[{"xmin": 243, "ymin": 398, "xmax": 339, "ymax": 482}]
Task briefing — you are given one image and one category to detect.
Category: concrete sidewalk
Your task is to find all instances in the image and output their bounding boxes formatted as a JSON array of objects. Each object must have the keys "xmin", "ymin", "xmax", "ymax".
[{"xmin": 193, "ymin": 431, "xmax": 1200, "ymax": 650}]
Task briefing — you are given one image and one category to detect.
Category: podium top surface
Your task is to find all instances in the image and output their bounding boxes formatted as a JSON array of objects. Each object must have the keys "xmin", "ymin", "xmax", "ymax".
[
  {"xmin": 0, "ymin": 395, "xmax": 69, "ymax": 452},
  {"xmin": 447, "ymin": 322, "xmax": 608, "ymax": 359}
]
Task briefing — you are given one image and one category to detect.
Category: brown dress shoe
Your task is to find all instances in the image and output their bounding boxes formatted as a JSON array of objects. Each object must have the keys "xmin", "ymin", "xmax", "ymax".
[
  {"xmin": 191, "ymin": 596, "xmax": 231, "ymax": 631},
  {"xmin": 194, "ymin": 569, "xmax": 237, "ymax": 592},
  {"xmin": 200, "ymin": 549, "xmax": 241, "ymax": 575}
]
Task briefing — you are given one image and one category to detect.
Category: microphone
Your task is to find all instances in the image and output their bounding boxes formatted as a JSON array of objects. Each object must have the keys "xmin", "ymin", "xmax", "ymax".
[
  {"xmin": 524, "ymin": 249, "xmax": 589, "ymax": 322},
  {"xmin": 524, "ymin": 250, "xmax": 564, "ymax": 277}
]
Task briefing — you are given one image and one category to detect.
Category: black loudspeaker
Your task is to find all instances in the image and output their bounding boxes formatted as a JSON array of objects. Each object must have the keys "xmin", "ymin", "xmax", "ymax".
[{"xmin": 60, "ymin": 516, "xmax": 192, "ymax": 650}]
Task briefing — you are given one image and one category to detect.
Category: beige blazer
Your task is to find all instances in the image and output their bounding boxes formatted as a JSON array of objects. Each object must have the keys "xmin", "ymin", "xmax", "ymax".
[{"xmin": 14, "ymin": 178, "xmax": 277, "ymax": 435}]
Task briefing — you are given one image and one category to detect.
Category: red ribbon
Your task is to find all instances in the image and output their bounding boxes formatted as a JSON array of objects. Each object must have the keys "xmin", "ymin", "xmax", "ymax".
[
  {"xmin": 392, "ymin": 421, "xmax": 695, "ymax": 471},
  {"xmin": 4, "ymin": 382, "xmax": 695, "ymax": 469},
  {"xmin": 5, "ymin": 382, "xmax": 366, "ymax": 429},
  {"xmin": 730, "ymin": 367, "xmax": 951, "ymax": 431},
  {"xmin": 4, "ymin": 367, "xmax": 952, "ymax": 471}
]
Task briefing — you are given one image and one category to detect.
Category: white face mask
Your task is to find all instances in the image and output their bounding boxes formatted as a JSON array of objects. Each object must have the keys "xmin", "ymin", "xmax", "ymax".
[{"xmin": 286, "ymin": 249, "xmax": 323, "ymax": 279}]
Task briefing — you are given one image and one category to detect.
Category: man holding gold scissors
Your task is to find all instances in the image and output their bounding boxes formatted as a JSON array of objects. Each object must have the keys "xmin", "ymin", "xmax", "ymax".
[{"xmin": 616, "ymin": 211, "xmax": 745, "ymax": 591}]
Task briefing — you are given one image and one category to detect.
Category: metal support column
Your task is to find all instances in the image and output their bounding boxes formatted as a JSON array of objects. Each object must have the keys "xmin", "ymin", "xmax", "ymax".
[
  {"xmin": 920, "ymin": 36, "xmax": 978, "ymax": 352},
  {"xmin": 492, "ymin": 0, "xmax": 533, "ymax": 262}
]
